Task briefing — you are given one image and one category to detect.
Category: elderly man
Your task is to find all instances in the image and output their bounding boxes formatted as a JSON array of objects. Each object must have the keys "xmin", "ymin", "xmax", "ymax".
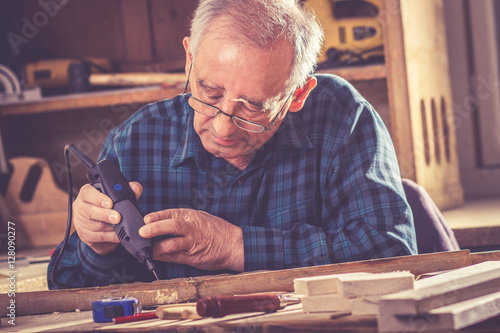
[{"xmin": 48, "ymin": 0, "xmax": 416, "ymax": 289}]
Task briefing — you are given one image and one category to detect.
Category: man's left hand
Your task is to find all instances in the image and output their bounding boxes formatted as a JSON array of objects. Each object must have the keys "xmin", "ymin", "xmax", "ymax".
[{"xmin": 139, "ymin": 209, "xmax": 244, "ymax": 272}]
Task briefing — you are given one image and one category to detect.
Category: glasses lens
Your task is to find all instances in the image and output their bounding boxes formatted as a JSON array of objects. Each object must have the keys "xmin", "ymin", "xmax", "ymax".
[
  {"xmin": 188, "ymin": 97, "xmax": 218, "ymax": 117},
  {"xmin": 233, "ymin": 118, "xmax": 265, "ymax": 133},
  {"xmin": 187, "ymin": 95, "xmax": 267, "ymax": 133}
]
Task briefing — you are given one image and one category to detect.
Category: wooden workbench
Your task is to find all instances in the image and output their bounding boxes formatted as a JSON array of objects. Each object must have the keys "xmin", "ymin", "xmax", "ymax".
[
  {"xmin": 5, "ymin": 303, "xmax": 500, "ymax": 333},
  {"xmin": 2, "ymin": 250, "xmax": 500, "ymax": 332}
]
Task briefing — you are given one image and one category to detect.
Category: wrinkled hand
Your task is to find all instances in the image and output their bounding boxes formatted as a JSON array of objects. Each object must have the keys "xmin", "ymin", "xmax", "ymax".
[
  {"xmin": 72, "ymin": 181, "xmax": 143, "ymax": 255},
  {"xmin": 139, "ymin": 209, "xmax": 244, "ymax": 272}
]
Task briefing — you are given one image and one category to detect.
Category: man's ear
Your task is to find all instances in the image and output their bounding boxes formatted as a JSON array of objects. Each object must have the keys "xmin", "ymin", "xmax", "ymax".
[
  {"xmin": 288, "ymin": 76, "xmax": 317, "ymax": 112},
  {"xmin": 183, "ymin": 37, "xmax": 192, "ymax": 76}
]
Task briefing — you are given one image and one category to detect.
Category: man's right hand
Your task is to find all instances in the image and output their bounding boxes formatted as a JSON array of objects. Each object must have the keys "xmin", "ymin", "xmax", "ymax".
[{"xmin": 72, "ymin": 181, "xmax": 143, "ymax": 255}]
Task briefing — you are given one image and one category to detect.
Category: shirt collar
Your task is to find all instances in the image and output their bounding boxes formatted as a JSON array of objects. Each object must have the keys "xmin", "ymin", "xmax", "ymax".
[{"xmin": 170, "ymin": 105, "xmax": 208, "ymax": 168}]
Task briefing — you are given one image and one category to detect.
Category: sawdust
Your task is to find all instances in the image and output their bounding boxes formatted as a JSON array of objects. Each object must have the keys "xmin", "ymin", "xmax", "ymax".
[
  {"xmin": 155, "ymin": 289, "xmax": 180, "ymax": 304},
  {"xmin": 0, "ymin": 275, "xmax": 48, "ymax": 293}
]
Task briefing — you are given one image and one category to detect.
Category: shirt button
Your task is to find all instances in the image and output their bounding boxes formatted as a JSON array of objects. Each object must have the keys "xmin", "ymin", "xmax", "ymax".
[{"xmin": 237, "ymin": 178, "xmax": 244, "ymax": 185}]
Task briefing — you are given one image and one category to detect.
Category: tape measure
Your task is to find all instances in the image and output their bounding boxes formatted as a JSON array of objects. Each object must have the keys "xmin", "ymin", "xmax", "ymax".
[{"xmin": 92, "ymin": 297, "xmax": 141, "ymax": 323}]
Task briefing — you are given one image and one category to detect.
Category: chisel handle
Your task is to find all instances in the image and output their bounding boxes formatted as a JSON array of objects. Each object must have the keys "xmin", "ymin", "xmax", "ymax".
[{"xmin": 196, "ymin": 294, "xmax": 281, "ymax": 318}]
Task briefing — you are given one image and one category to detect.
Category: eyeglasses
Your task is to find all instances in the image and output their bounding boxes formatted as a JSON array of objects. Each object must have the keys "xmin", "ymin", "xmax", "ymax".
[{"xmin": 182, "ymin": 64, "xmax": 291, "ymax": 134}]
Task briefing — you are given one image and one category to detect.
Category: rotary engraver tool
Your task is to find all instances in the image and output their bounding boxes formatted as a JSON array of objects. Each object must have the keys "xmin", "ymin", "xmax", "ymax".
[{"xmin": 58, "ymin": 144, "xmax": 159, "ymax": 282}]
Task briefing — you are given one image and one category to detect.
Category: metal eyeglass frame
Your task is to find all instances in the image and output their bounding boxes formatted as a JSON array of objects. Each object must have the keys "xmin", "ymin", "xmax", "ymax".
[{"xmin": 182, "ymin": 63, "xmax": 292, "ymax": 134}]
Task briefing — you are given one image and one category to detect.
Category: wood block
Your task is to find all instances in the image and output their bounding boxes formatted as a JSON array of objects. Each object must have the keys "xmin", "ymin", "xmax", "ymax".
[
  {"xmin": 301, "ymin": 294, "xmax": 352, "ymax": 313},
  {"xmin": 379, "ymin": 261, "xmax": 500, "ymax": 315},
  {"xmin": 471, "ymin": 250, "xmax": 500, "ymax": 265},
  {"xmin": 293, "ymin": 272, "xmax": 370, "ymax": 296},
  {"xmin": 378, "ymin": 291, "xmax": 500, "ymax": 332},
  {"xmin": 335, "ymin": 271, "xmax": 414, "ymax": 298},
  {"xmin": 351, "ymin": 296, "xmax": 381, "ymax": 316}
]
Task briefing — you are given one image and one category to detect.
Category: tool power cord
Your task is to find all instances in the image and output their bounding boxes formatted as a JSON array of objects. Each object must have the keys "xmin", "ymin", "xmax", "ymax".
[{"xmin": 50, "ymin": 145, "xmax": 75, "ymax": 289}]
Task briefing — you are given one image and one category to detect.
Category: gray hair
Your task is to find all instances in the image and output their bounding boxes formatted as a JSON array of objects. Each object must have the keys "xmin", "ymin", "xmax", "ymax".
[{"xmin": 189, "ymin": 0, "xmax": 324, "ymax": 94}]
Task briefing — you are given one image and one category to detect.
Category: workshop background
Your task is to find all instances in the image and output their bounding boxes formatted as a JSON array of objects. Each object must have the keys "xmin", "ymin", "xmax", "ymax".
[{"xmin": 0, "ymin": 0, "xmax": 500, "ymax": 290}]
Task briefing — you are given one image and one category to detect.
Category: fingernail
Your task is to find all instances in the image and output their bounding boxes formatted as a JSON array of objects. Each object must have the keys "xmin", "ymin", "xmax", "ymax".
[
  {"xmin": 109, "ymin": 213, "xmax": 120, "ymax": 223},
  {"xmin": 141, "ymin": 226, "xmax": 151, "ymax": 236},
  {"xmin": 102, "ymin": 200, "xmax": 112, "ymax": 208}
]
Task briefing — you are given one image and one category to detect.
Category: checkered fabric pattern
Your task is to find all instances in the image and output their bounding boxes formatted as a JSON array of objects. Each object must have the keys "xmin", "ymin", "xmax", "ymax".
[{"xmin": 48, "ymin": 74, "xmax": 417, "ymax": 289}]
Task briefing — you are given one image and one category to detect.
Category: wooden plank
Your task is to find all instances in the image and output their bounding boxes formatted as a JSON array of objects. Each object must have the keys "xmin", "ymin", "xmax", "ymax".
[
  {"xmin": 351, "ymin": 296, "xmax": 381, "ymax": 316},
  {"xmin": 0, "ymin": 250, "xmax": 471, "ymax": 316},
  {"xmin": 295, "ymin": 271, "xmax": 414, "ymax": 298},
  {"xmin": 302, "ymin": 294, "xmax": 351, "ymax": 312},
  {"xmin": 0, "ymin": 86, "xmax": 184, "ymax": 116},
  {"xmin": 379, "ymin": 261, "xmax": 500, "ymax": 315},
  {"xmin": 89, "ymin": 73, "xmax": 187, "ymax": 86},
  {"xmin": 335, "ymin": 271, "xmax": 414, "ymax": 298},
  {"xmin": 471, "ymin": 250, "xmax": 500, "ymax": 265},
  {"xmin": 293, "ymin": 272, "xmax": 370, "ymax": 296},
  {"xmin": 379, "ymin": 291, "xmax": 500, "ymax": 332},
  {"xmin": 1, "ymin": 277, "xmax": 200, "ymax": 317},
  {"xmin": 380, "ymin": 0, "xmax": 415, "ymax": 181}
]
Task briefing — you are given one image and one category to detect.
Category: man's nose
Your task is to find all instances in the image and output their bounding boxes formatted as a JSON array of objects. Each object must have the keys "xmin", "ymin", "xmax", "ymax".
[{"xmin": 212, "ymin": 103, "xmax": 239, "ymax": 137}]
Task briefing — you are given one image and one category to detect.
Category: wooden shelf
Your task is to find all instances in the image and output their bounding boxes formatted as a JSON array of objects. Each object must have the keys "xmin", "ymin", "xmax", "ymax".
[
  {"xmin": 317, "ymin": 63, "xmax": 386, "ymax": 81},
  {"xmin": 0, "ymin": 64, "xmax": 385, "ymax": 117},
  {"xmin": 0, "ymin": 85, "xmax": 185, "ymax": 116}
]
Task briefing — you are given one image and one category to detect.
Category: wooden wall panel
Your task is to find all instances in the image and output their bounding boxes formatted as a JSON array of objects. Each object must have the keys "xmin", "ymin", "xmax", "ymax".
[
  {"xmin": 400, "ymin": 0, "xmax": 463, "ymax": 208},
  {"xmin": 149, "ymin": 0, "xmax": 197, "ymax": 71},
  {"xmin": 120, "ymin": 0, "xmax": 153, "ymax": 64},
  {"xmin": 21, "ymin": 0, "xmax": 125, "ymax": 62},
  {"xmin": 7, "ymin": 0, "xmax": 195, "ymax": 71},
  {"xmin": 382, "ymin": 0, "xmax": 463, "ymax": 209}
]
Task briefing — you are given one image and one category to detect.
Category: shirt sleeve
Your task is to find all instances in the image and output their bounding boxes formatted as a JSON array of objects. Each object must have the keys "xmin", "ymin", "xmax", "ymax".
[
  {"xmin": 48, "ymin": 232, "xmax": 130, "ymax": 289},
  {"xmin": 242, "ymin": 101, "xmax": 417, "ymax": 271}
]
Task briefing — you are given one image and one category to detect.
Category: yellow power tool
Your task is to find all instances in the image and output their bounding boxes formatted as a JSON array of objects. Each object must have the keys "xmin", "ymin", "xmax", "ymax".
[
  {"xmin": 23, "ymin": 58, "xmax": 112, "ymax": 89},
  {"xmin": 306, "ymin": 0, "xmax": 384, "ymax": 67}
]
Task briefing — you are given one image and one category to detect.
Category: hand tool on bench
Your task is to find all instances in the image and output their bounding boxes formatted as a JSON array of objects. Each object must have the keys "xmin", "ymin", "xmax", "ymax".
[{"xmin": 196, "ymin": 293, "xmax": 302, "ymax": 318}]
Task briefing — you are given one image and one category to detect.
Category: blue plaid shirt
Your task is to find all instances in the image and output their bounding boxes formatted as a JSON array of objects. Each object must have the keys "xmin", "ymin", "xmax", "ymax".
[{"xmin": 48, "ymin": 74, "xmax": 417, "ymax": 289}]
